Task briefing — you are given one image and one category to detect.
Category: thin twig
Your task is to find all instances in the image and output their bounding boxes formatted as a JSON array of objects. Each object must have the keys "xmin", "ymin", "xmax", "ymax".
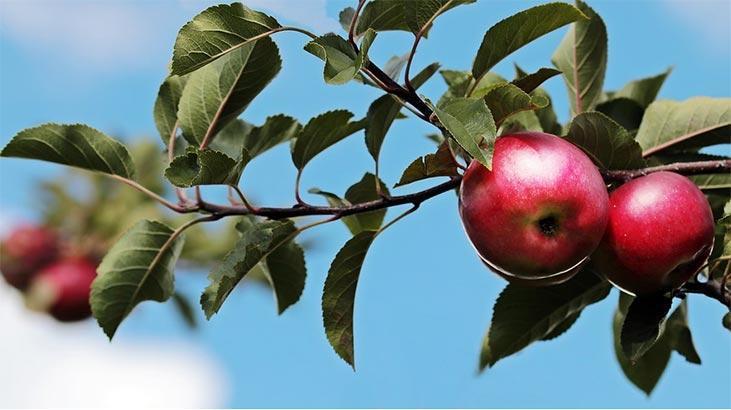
[
  {"xmin": 110, "ymin": 175, "xmax": 196, "ymax": 213},
  {"xmin": 229, "ymin": 185, "xmax": 259, "ymax": 213},
  {"xmin": 348, "ymin": 0, "xmax": 367, "ymax": 48},
  {"xmin": 404, "ymin": 0, "xmax": 455, "ymax": 91}
]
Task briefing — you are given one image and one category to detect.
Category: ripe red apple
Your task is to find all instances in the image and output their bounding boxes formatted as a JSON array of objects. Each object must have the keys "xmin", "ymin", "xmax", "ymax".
[
  {"xmin": 25, "ymin": 258, "xmax": 97, "ymax": 322},
  {"xmin": 0, "ymin": 224, "xmax": 59, "ymax": 290},
  {"xmin": 459, "ymin": 131, "xmax": 610, "ymax": 283},
  {"xmin": 592, "ymin": 171, "xmax": 715, "ymax": 295}
]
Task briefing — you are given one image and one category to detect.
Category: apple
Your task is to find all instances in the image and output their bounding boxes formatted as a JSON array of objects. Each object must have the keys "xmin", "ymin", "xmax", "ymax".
[
  {"xmin": 592, "ymin": 171, "xmax": 715, "ymax": 295},
  {"xmin": 0, "ymin": 224, "xmax": 59, "ymax": 290},
  {"xmin": 459, "ymin": 131, "xmax": 610, "ymax": 282},
  {"xmin": 25, "ymin": 258, "xmax": 97, "ymax": 322}
]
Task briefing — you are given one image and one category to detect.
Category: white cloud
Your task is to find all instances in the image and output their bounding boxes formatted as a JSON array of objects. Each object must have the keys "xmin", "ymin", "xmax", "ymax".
[
  {"xmin": 0, "ymin": 285, "xmax": 229, "ymax": 408},
  {"xmin": 0, "ymin": 1, "xmax": 163, "ymax": 69},
  {"xmin": 662, "ymin": 0, "xmax": 731, "ymax": 54}
]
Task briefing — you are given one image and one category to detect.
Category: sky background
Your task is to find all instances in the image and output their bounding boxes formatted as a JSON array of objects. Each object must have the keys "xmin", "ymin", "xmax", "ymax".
[{"xmin": 1, "ymin": 0, "xmax": 730, "ymax": 408}]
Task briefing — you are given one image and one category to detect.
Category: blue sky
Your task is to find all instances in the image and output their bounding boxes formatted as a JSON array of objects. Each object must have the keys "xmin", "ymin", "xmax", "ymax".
[{"xmin": 1, "ymin": 0, "xmax": 730, "ymax": 408}]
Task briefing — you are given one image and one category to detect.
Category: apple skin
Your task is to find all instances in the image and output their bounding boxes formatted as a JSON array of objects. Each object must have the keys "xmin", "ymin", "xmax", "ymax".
[
  {"xmin": 0, "ymin": 225, "xmax": 59, "ymax": 290},
  {"xmin": 592, "ymin": 171, "xmax": 715, "ymax": 295},
  {"xmin": 26, "ymin": 258, "xmax": 97, "ymax": 322},
  {"xmin": 459, "ymin": 131, "xmax": 609, "ymax": 281}
]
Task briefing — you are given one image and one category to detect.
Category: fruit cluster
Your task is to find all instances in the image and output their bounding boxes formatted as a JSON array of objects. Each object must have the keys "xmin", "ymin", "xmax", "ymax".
[
  {"xmin": 0, "ymin": 225, "xmax": 97, "ymax": 322},
  {"xmin": 460, "ymin": 131, "xmax": 715, "ymax": 295}
]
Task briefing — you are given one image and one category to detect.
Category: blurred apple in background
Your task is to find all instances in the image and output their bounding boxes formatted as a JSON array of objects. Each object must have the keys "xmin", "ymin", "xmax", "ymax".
[{"xmin": 0, "ymin": 224, "xmax": 59, "ymax": 290}]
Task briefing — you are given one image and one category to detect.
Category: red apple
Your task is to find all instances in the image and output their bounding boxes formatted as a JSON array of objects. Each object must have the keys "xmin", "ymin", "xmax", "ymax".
[
  {"xmin": 459, "ymin": 131, "xmax": 610, "ymax": 283},
  {"xmin": 592, "ymin": 171, "xmax": 715, "ymax": 295},
  {"xmin": 0, "ymin": 224, "xmax": 59, "ymax": 290},
  {"xmin": 25, "ymin": 258, "xmax": 97, "ymax": 322}
]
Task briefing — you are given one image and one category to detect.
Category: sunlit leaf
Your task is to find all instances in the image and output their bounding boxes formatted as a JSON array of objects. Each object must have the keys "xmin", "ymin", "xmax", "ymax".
[
  {"xmin": 177, "ymin": 38, "xmax": 281, "ymax": 146},
  {"xmin": 201, "ymin": 219, "xmax": 297, "ymax": 318},
  {"xmin": 171, "ymin": 3, "xmax": 281, "ymax": 75},
  {"xmin": 91, "ymin": 220, "xmax": 185, "ymax": 339},
  {"xmin": 433, "ymin": 97, "xmax": 496, "ymax": 169},
  {"xmin": 1, "ymin": 123, "xmax": 135, "ymax": 179},
  {"xmin": 552, "ymin": 0, "xmax": 607, "ymax": 115},
  {"xmin": 635, "ymin": 97, "xmax": 731, "ymax": 157},
  {"xmin": 473, "ymin": 3, "xmax": 585, "ymax": 86}
]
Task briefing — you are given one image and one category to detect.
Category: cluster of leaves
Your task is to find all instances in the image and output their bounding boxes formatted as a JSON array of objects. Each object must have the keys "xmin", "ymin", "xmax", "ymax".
[
  {"xmin": 32, "ymin": 140, "xmax": 258, "ymax": 327},
  {"xmin": 0, "ymin": 0, "xmax": 728, "ymax": 396}
]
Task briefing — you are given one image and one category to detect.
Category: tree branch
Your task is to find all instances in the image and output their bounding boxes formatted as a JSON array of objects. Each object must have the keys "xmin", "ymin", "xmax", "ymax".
[
  {"xmin": 601, "ymin": 160, "xmax": 731, "ymax": 182},
  {"xmin": 677, "ymin": 280, "xmax": 730, "ymax": 308}
]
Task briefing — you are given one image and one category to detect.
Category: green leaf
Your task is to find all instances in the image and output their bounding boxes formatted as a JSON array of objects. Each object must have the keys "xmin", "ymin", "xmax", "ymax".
[
  {"xmin": 310, "ymin": 173, "xmax": 389, "ymax": 235},
  {"xmin": 438, "ymin": 70, "xmax": 506, "ymax": 102},
  {"xmin": 261, "ymin": 240, "xmax": 307, "ymax": 314},
  {"xmin": 613, "ymin": 293, "xmax": 671, "ymax": 396},
  {"xmin": 365, "ymin": 62, "xmax": 440, "ymax": 161},
  {"xmin": 322, "ymin": 230, "xmax": 377, "ymax": 368},
  {"xmin": 91, "ymin": 220, "xmax": 185, "ymax": 339},
  {"xmin": 665, "ymin": 300, "xmax": 701, "ymax": 365},
  {"xmin": 533, "ymin": 88, "xmax": 563, "ymax": 135},
  {"xmin": 500, "ymin": 110, "xmax": 543, "ymax": 135},
  {"xmin": 164, "ymin": 147, "xmax": 242, "ymax": 187},
  {"xmin": 344, "ymin": 173, "xmax": 389, "ymax": 232},
  {"xmin": 208, "ymin": 119, "xmax": 254, "ymax": 158},
  {"xmin": 304, "ymin": 31, "xmax": 376, "ymax": 85},
  {"xmin": 154, "ymin": 75, "xmax": 188, "ymax": 144},
  {"xmin": 480, "ymin": 270, "xmax": 610, "ymax": 370},
  {"xmin": 338, "ymin": 7, "xmax": 356, "ymax": 32},
  {"xmin": 403, "ymin": 0, "xmax": 475, "ymax": 34},
  {"xmin": 201, "ymin": 219, "xmax": 297, "ymax": 319},
  {"xmin": 620, "ymin": 293, "xmax": 673, "ymax": 361},
  {"xmin": 291, "ymin": 110, "xmax": 365, "ymax": 170},
  {"xmin": 614, "ymin": 68, "xmax": 672, "ymax": 109},
  {"xmin": 540, "ymin": 311, "xmax": 581, "ymax": 341},
  {"xmin": 383, "ymin": 54, "xmax": 409, "ymax": 80},
  {"xmin": 511, "ymin": 67, "xmax": 562, "ymax": 94},
  {"xmin": 596, "ymin": 98, "xmax": 645, "ymax": 131},
  {"xmin": 210, "ymin": 115, "xmax": 301, "ymax": 166},
  {"xmin": 433, "ymin": 97, "xmax": 496, "ymax": 169},
  {"xmin": 395, "ymin": 141, "xmax": 459, "ymax": 187},
  {"xmin": 472, "ymin": 3, "xmax": 586, "ymax": 86},
  {"xmin": 178, "ymin": 38, "xmax": 281, "ymax": 146},
  {"xmin": 353, "ymin": 0, "xmax": 410, "ymax": 36},
  {"xmin": 1, "ymin": 123, "xmax": 136, "ymax": 179},
  {"xmin": 484, "ymin": 83, "xmax": 549, "ymax": 127},
  {"xmin": 635, "ymin": 97, "xmax": 731, "ymax": 157},
  {"xmin": 690, "ymin": 173, "xmax": 731, "ymax": 191},
  {"xmin": 171, "ymin": 3, "xmax": 281, "ymax": 75},
  {"xmin": 564, "ymin": 111, "xmax": 645, "ymax": 170},
  {"xmin": 172, "ymin": 292, "xmax": 198, "ymax": 329},
  {"xmin": 552, "ymin": 0, "xmax": 607, "ymax": 115}
]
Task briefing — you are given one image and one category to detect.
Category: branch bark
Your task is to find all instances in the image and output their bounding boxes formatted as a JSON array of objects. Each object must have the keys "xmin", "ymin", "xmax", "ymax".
[{"xmin": 601, "ymin": 160, "xmax": 731, "ymax": 182}]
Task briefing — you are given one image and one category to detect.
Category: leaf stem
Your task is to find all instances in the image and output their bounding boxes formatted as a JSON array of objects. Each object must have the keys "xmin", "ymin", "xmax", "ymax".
[
  {"xmin": 166, "ymin": 123, "xmax": 190, "ymax": 205},
  {"xmin": 404, "ymin": 0, "xmax": 455, "ymax": 91},
  {"xmin": 376, "ymin": 204, "xmax": 420, "ymax": 236},
  {"xmin": 110, "ymin": 175, "xmax": 196, "ymax": 213},
  {"xmin": 348, "ymin": 0, "xmax": 367, "ymax": 48}
]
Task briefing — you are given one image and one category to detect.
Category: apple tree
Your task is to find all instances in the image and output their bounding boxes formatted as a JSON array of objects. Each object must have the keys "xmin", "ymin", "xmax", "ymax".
[{"xmin": 1, "ymin": 0, "xmax": 729, "ymax": 396}]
